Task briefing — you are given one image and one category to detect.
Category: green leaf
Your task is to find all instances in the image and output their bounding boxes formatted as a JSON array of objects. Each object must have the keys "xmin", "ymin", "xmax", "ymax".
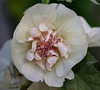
[
  {"xmin": 42, "ymin": 0, "xmax": 50, "ymax": 4},
  {"xmin": 62, "ymin": 52, "xmax": 100, "ymax": 90},
  {"xmin": 90, "ymin": 0, "xmax": 99, "ymax": 5}
]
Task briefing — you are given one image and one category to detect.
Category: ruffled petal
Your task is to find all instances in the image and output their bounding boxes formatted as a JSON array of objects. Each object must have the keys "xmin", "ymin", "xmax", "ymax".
[
  {"xmin": 55, "ymin": 58, "xmax": 75, "ymax": 77},
  {"xmin": 48, "ymin": 24, "xmax": 55, "ymax": 30},
  {"xmin": 36, "ymin": 61, "xmax": 45, "ymax": 70},
  {"xmin": 79, "ymin": 16, "xmax": 91, "ymax": 33},
  {"xmin": 27, "ymin": 37, "xmax": 33, "ymax": 41},
  {"xmin": 30, "ymin": 27, "xmax": 41, "ymax": 37},
  {"xmin": 26, "ymin": 49, "xmax": 34, "ymax": 61},
  {"xmin": 52, "ymin": 4, "xmax": 85, "ymax": 33},
  {"xmin": 15, "ymin": 4, "xmax": 57, "ymax": 43},
  {"xmin": 57, "ymin": 42, "xmax": 68, "ymax": 58},
  {"xmin": 65, "ymin": 70, "xmax": 74, "ymax": 80},
  {"xmin": 12, "ymin": 38, "xmax": 31, "ymax": 73},
  {"xmin": 47, "ymin": 56, "xmax": 58, "ymax": 67},
  {"xmin": 21, "ymin": 62, "xmax": 43, "ymax": 82},
  {"xmin": 15, "ymin": 15, "xmax": 34, "ymax": 43},
  {"xmin": 88, "ymin": 27, "xmax": 100, "ymax": 47},
  {"xmin": 35, "ymin": 52, "xmax": 42, "ymax": 60},
  {"xmin": 46, "ymin": 62, "xmax": 52, "ymax": 71},
  {"xmin": 56, "ymin": 43, "xmax": 87, "ymax": 77},
  {"xmin": 39, "ymin": 23, "xmax": 48, "ymax": 32},
  {"xmin": 70, "ymin": 44, "xmax": 88, "ymax": 64},
  {"xmin": 44, "ymin": 70, "xmax": 64, "ymax": 87},
  {"xmin": 51, "ymin": 4, "xmax": 87, "ymax": 46},
  {"xmin": 32, "ymin": 40, "xmax": 38, "ymax": 52},
  {"xmin": 80, "ymin": 16, "xmax": 100, "ymax": 47},
  {"xmin": 63, "ymin": 32, "xmax": 87, "ymax": 45}
]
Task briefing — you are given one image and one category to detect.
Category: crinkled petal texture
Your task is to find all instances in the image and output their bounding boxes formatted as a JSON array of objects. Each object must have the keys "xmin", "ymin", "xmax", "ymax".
[
  {"xmin": 80, "ymin": 16, "xmax": 100, "ymax": 47},
  {"xmin": 15, "ymin": 4, "xmax": 56, "ymax": 43},
  {"xmin": 12, "ymin": 4, "xmax": 88, "ymax": 87}
]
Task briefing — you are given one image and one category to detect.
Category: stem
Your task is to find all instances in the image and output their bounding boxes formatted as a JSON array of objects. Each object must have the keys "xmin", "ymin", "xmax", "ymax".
[{"xmin": 42, "ymin": 0, "xmax": 50, "ymax": 4}]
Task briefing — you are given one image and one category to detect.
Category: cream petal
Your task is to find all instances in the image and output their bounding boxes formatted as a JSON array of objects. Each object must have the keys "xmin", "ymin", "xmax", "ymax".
[
  {"xmin": 26, "ymin": 50, "xmax": 34, "ymax": 61},
  {"xmin": 88, "ymin": 27, "xmax": 100, "ymax": 47},
  {"xmin": 64, "ymin": 53, "xmax": 69, "ymax": 59},
  {"xmin": 48, "ymin": 24, "xmax": 55, "ymax": 30},
  {"xmin": 39, "ymin": 23, "xmax": 48, "ymax": 32},
  {"xmin": 33, "ymin": 16, "xmax": 50, "ymax": 27},
  {"xmin": 47, "ymin": 56, "xmax": 58, "ymax": 67},
  {"xmin": 28, "ymin": 4, "xmax": 56, "ymax": 24},
  {"xmin": 65, "ymin": 70, "xmax": 74, "ymax": 80},
  {"xmin": 52, "ymin": 4, "xmax": 86, "ymax": 46},
  {"xmin": 46, "ymin": 62, "xmax": 52, "ymax": 71},
  {"xmin": 44, "ymin": 70, "xmax": 64, "ymax": 87},
  {"xmin": 15, "ymin": 15, "xmax": 34, "ymax": 43},
  {"xmin": 46, "ymin": 34, "xmax": 50, "ymax": 42},
  {"xmin": 50, "ymin": 4, "xmax": 58, "ymax": 9},
  {"xmin": 21, "ymin": 62, "xmax": 43, "ymax": 82},
  {"xmin": 36, "ymin": 61, "xmax": 45, "ymax": 70},
  {"xmin": 12, "ymin": 38, "xmax": 30, "ymax": 73},
  {"xmin": 80, "ymin": 17, "xmax": 100, "ymax": 47},
  {"xmin": 70, "ymin": 44, "xmax": 88, "ymax": 64},
  {"xmin": 63, "ymin": 41, "xmax": 73, "ymax": 53},
  {"xmin": 57, "ymin": 42, "xmax": 68, "ymax": 57},
  {"xmin": 35, "ymin": 52, "xmax": 41, "ymax": 60},
  {"xmin": 30, "ymin": 27, "xmax": 41, "ymax": 37},
  {"xmin": 56, "ymin": 43, "xmax": 87, "ymax": 77},
  {"xmin": 62, "ymin": 32, "xmax": 87, "ymax": 45},
  {"xmin": 52, "ymin": 32, "xmax": 56, "ymax": 38},
  {"xmin": 45, "ymin": 30, "xmax": 53, "ymax": 42},
  {"xmin": 15, "ymin": 4, "xmax": 56, "ymax": 43},
  {"xmin": 55, "ymin": 58, "xmax": 75, "ymax": 77},
  {"xmin": 79, "ymin": 16, "xmax": 91, "ymax": 33},
  {"xmin": 27, "ymin": 37, "xmax": 33, "ymax": 41},
  {"xmin": 53, "ymin": 4, "xmax": 84, "ymax": 33},
  {"xmin": 32, "ymin": 40, "xmax": 38, "ymax": 52}
]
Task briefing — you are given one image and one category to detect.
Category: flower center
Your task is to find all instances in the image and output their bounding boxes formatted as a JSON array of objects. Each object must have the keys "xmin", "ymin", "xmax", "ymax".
[{"xmin": 26, "ymin": 23, "xmax": 72, "ymax": 71}]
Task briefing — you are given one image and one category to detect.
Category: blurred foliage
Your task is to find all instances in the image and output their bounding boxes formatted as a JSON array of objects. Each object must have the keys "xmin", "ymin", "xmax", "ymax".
[
  {"xmin": 61, "ymin": 52, "xmax": 100, "ymax": 90},
  {"xmin": 6, "ymin": 0, "xmax": 41, "ymax": 23},
  {"xmin": 7, "ymin": 0, "xmax": 100, "ymax": 27},
  {"xmin": 42, "ymin": 0, "xmax": 50, "ymax": 4},
  {"xmin": 90, "ymin": 0, "xmax": 99, "ymax": 5}
]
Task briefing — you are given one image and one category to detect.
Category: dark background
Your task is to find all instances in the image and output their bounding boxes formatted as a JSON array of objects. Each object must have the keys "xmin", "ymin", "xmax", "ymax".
[{"xmin": 0, "ymin": 0, "xmax": 100, "ymax": 62}]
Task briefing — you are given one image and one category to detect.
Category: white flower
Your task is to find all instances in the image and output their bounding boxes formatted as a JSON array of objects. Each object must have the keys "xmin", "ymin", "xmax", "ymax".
[
  {"xmin": 0, "ymin": 40, "xmax": 28, "ymax": 90},
  {"xmin": 0, "ymin": 40, "xmax": 12, "ymax": 72},
  {"xmin": 12, "ymin": 4, "xmax": 88, "ymax": 87},
  {"xmin": 80, "ymin": 16, "xmax": 100, "ymax": 47}
]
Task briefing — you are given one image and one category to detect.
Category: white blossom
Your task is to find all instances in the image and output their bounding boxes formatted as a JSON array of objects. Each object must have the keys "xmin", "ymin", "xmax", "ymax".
[{"xmin": 12, "ymin": 4, "xmax": 88, "ymax": 87}]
